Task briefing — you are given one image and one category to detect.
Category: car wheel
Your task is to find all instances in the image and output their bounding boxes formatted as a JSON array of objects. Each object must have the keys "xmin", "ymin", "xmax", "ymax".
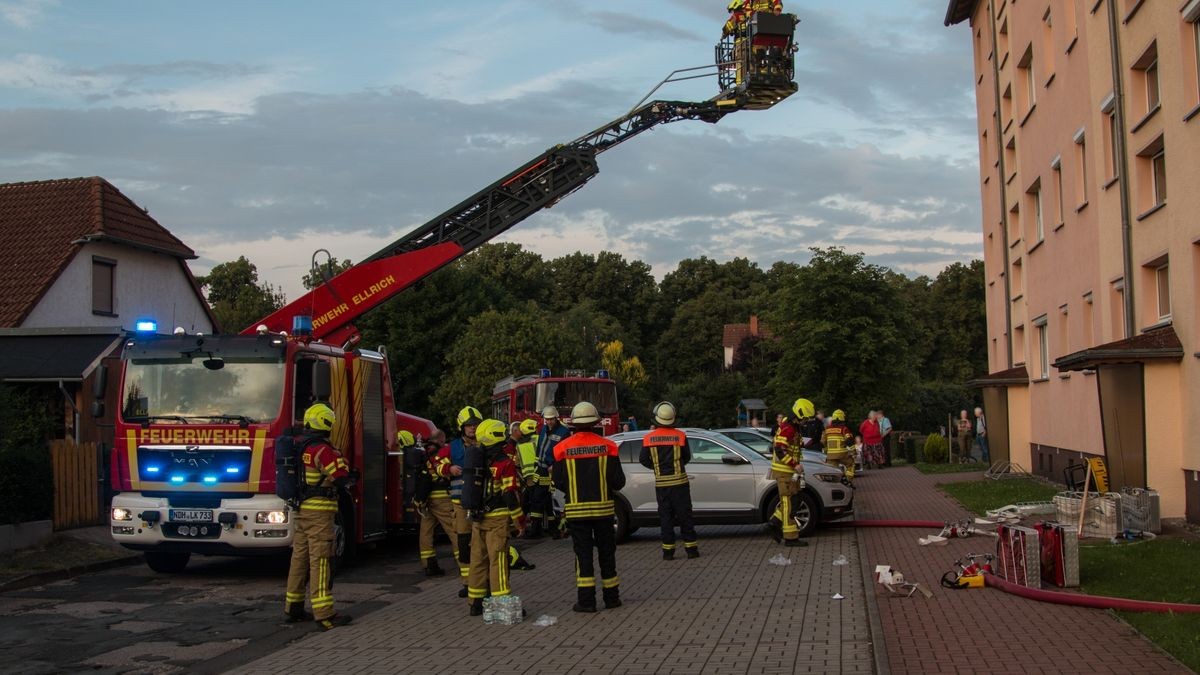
[
  {"xmin": 792, "ymin": 491, "xmax": 819, "ymax": 538},
  {"xmin": 144, "ymin": 551, "xmax": 190, "ymax": 573},
  {"xmin": 614, "ymin": 502, "xmax": 631, "ymax": 543}
]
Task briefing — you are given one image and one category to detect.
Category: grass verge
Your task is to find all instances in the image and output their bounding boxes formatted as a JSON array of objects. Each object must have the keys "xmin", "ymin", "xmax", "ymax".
[
  {"xmin": 0, "ymin": 535, "xmax": 132, "ymax": 582},
  {"xmin": 938, "ymin": 477, "xmax": 1059, "ymax": 514},
  {"xmin": 914, "ymin": 462, "xmax": 988, "ymax": 475},
  {"xmin": 1080, "ymin": 539, "xmax": 1200, "ymax": 672}
]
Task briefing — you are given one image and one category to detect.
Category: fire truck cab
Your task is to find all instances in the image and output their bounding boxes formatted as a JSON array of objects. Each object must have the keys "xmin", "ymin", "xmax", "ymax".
[{"xmin": 491, "ymin": 369, "xmax": 620, "ymax": 435}]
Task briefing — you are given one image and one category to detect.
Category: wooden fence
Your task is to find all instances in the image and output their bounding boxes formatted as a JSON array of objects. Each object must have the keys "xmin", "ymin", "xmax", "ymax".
[{"xmin": 49, "ymin": 440, "xmax": 103, "ymax": 530}]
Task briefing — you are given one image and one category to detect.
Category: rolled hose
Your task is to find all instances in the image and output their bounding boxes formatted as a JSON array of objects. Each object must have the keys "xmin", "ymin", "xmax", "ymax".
[{"xmin": 834, "ymin": 518, "xmax": 1200, "ymax": 613}]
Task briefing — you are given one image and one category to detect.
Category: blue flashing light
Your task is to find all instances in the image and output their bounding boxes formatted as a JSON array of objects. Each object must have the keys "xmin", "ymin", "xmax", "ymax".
[
  {"xmin": 169, "ymin": 475, "xmax": 185, "ymax": 484},
  {"xmin": 292, "ymin": 315, "xmax": 313, "ymax": 336},
  {"xmin": 135, "ymin": 319, "xmax": 158, "ymax": 333},
  {"xmin": 225, "ymin": 467, "xmax": 240, "ymax": 474},
  {"xmin": 539, "ymin": 368, "xmax": 552, "ymax": 378},
  {"xmin": 596, "ymin": 369, "xmax": 610, "ymax": 379},
  {"xmin": 202, "ymin": 476, "xmax": 218, "ymax": 484},
  {"xmin": 146, "ymin": 466, "xmax": 160, "ymax": 474}
]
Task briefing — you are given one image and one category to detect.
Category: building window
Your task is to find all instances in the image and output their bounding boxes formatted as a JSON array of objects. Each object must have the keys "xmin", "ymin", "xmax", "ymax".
[
  {"xmin": 1073, "ymin": 129, "xmax": 1088, "ymax": 206},
  {"xmin": 1135, "ymin": 135, "xmax": 1166, "ymax": 213},
  {"xmin": 1112, "ymin": 278, "xmax": 1127, "ymax": 340},
  {"xmin": 1059, "ymin": 304, "xmax": 1070, "ymax": 356},
  {"xmin": 1033, "ymin": 315, "xmax": 1049, "ymax": 379},
  {"xmin": 1014, "ymin": 324, "xmax": 1026, "ymax": 366},
  {"xmin": 92, "ymin": 257, "xmax": 116, "ymax": 316},
  {"xmin": 1064, "ymin": 0, "xmax": 1078, "ymax": 41},
  {"xmin": 1083, "ymin": 291, "xmax": 1095, "ymax": 347},
  {"xmin": 1042, "ymin": 8, "xmax": 1055, "ymax": 78},
  {"xmin": 1017, "ymin": 45, "xmax": 1036, "ymax": 119},
  {"xmin": 1151, "ymin": 149, "xmax": 1167, "ymax": 205},
  {"xmin": 1131, "ymin": 41, "xmax": 1160, "ymax": 119},
  {"xmin": 1155, "ymin": 264, "xmax": 1171, "ymax": 320},
  {"xmin": 1146, "ymin": 59, "xmax": 1160, "ymax": 110},
  {"xmin": 1051, "ymin": 157, "xmax": 1065, "ymax": 226},
  {"xmin": 1028, "ymin": 182, "xmax": 1044, "ymax": 242}
]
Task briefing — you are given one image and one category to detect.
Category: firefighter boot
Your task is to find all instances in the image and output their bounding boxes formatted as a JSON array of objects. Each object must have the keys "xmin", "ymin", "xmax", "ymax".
[
  {"xmin": 316, "ymin": 614, "xmax": 352, "ymax": 631},
  {"xmin": 424, "ymin": 558, "xmax": 445, "ymax": 577},
  {"xmin": 766, "ymin": 519, "xmax": 783, "ymax": 543},
  {"xmin": 510, "ymin": 547, "xmax": 536, "ymax": 571},
  {"xmin": 523, "ymin": 519, "xmax": 543, "ymax": 540},
  {"xmin": 785, "ymin": 538, "xmax": 809, "ymax": 547},
  {"xmin": 469, "ymin": 599, "xmax": 483, "ymax": 617},
  {"xmin": 686, "ymin": 546, "xmax": 700, "ymax": 559},
  {"xmin": 572, "ymin": 588, "xmax": 597, "ymax": 613},
  {"xmin": 284, "ymin": 603, "xmax": 313, "ymax": 623},
  {"xmin": 458, "ymin": 586, "xmax": 469, "ymax": 598},
  {"xmin": 662, "ymin": 548, "xmax": 675, "ymax": 561},
  {"xmin": 603, "ymin": 586, "xmax": 622, "ymax": 610}
]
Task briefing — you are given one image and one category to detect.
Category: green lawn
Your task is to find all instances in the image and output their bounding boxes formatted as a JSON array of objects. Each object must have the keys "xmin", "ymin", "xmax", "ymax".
[
  {"xmin": 1080, "ymin": 539, "xmax": 1200, "ymax": 672},
  {"xmin": 913, "ymin": 461, "xmax": 988, "ymax": 475},
  {"xmin": 938, "ymin": 477, "xmax": 1059, "ymax": 514},
  {"xmin": 0, "ymin": 536, "xmax": 131, "ymax": 583}
]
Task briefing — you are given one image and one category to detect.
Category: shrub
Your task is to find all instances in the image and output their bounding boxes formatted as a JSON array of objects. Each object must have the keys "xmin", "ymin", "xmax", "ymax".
[
  {"xmin": 922, "ymin": 433, "xmax": 950, "ymax": 464},
  {"xmin": 0, "ymin": 450, "xmax": 54, "ymax": 524}
]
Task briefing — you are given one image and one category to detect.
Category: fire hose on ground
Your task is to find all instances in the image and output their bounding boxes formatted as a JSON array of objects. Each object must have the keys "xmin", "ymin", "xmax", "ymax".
[{"xmin": 832, "ymin": 518, "xmax": 1200, "ymax": 613}]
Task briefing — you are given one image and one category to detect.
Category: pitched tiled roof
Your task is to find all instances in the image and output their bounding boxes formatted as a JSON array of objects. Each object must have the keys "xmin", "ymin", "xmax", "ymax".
[
  {"xmin": 722, "ymin": 322, "xmax": 774, "ymax": 348},
  {"xmin": 0, "ymin": 177, "xmax": 196, "ymax": 327}
]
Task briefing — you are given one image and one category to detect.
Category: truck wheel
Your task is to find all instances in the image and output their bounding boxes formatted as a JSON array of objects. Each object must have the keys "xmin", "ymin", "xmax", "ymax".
[{"xmin": 145, "ymin": 551, "xmax": 190, "ymax": 573}]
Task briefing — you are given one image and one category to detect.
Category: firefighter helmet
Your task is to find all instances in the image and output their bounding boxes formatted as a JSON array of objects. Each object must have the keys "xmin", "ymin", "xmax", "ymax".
[
  {"xmin": 476, "ymin": 419, "xmax": 507, "ymax": 447},
  {"xmin": 456, "ymin": 406, "xmax": 482, "ymax": 430},
  {"xmin": 519, "ymin": 418, "xmax": 539, "ymax": 435},
  {"xmin": 653, "ymin": 401, "xmax": 677, "ymax": 427},
  {"xmin": 303, "ymin": 403, "xmax": 336, "ymax": 432},
  {"xmin": 831, "ymin": 409, "xmax": 846, "ymax": 422},
  {"xmin": 569, "ymin": 401, "xmax": 600, "ymax": 426},
  {"xmin": 726, "ymin": 0, "xmax": 742, "ymax": 10},
  {"xmin": 397, "ymin": 429, "xmax": 415, "ymax": 446},
  {"xmin": 541, "ymin": 405, "xmax": 560, "ymax": 420},
  {"xmin": 792, "ymin": 398, "xmax": 815, "ymax": 420}
]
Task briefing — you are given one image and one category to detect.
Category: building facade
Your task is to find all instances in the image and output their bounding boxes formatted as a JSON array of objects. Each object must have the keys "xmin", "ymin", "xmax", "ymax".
[{"xmin": 946, "ymin": 0, "xmax": 1200, "ymax": 522}]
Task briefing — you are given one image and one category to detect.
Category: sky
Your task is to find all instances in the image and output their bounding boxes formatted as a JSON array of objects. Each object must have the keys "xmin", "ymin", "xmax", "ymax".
[{"xmin": 0, "ymin": 0, "xmax": 980, "ymax": 301}]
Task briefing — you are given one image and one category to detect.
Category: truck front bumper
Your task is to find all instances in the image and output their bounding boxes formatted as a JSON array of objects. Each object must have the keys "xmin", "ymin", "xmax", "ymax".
[{"xmin": 109, "ymin": 493, "xmax": 294, "ymax": 554}]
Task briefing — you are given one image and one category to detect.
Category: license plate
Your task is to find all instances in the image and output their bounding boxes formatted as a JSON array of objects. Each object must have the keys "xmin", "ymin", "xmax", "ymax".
[{"xmin": 170, "ymin": 509, "xmax": 213, "ymax": 523}]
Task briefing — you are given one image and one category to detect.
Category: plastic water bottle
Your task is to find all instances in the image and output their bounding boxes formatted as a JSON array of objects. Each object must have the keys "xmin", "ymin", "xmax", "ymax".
[{"xmin": 482, "ymin": 597, "xmax": 497, "ymax": 624}]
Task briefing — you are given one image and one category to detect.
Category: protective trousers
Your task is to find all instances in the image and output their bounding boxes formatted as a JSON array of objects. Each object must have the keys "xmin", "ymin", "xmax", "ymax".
[
  {"xmin": 284, "ymin": 509, "xmax": 337, "ymax": 620},
  {"xmin": 418, "ymin": 497, "xmax": 458, "ymax": 562},
  {"xmin": 569, "ymin": 518, "xmax": 619, "ymax": 606},
  {"xmin": 770, "ymin": 473, "xmax": 800, "ymax": 541},
  {"xmin": 527, "ymin": 479, "xmax": 553, "ymax": 528},
  {"xmin": 655, "ymin": 484, "xmax": 697, "ymax": 552},
  {"xmin": 826, "ymin": 452, "xmax": 854, "ymax": 481},
  {"xmin": 451, "ymin": 502, "xmax": 471, "ymax": 587},
  {"xmin": 466, "ymin": 516, "xmax": 511, "ymax": 600}
]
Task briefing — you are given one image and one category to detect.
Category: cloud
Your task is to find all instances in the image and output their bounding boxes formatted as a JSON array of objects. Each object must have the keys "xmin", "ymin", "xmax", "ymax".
[{"xmin": 0, "ymin": 0, "xmax": 55, "ymax": 28}]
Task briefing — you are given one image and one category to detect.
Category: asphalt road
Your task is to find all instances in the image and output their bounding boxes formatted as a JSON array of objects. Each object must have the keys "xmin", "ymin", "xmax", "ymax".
[{"xmin": 0, "ymin": 532, "xmax": 497, "ymax": 674}]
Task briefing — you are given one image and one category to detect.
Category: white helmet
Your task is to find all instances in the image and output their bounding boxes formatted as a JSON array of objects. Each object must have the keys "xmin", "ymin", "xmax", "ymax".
[
  {"xmin": 570, "ymin": 401, "xmax": 600, "ymax": 426},
  {"xmin": 653, "ymin": 401, "xmax": 677, "ymax": 427},
  {"xmin": 541, "ymin": 405, "xmax": 560, "ymax": 420}
]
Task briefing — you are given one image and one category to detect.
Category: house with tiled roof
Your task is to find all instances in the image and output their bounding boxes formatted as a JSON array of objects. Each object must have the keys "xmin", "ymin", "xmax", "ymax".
[
  {"xmin": 722, "ymin": 314, "xmax": 773, "ymax": 368},
  {"xmin": 0, "ymin": 177, "xmax": 216, "ymax": 445}
]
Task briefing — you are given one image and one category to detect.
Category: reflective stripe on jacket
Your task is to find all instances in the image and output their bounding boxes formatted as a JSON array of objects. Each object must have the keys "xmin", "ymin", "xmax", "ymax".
[
  {"xmin": 551, "ymin": 432, "xmax": 625, "ymax": 520},
  {"xmin": 771, "ymin": 420, "xmax": 801, "ymax": 475},
  {"xmin": 301, "ymin": 440, "xmax": 349, "ymax": 512},
  {"xmin": 639, "ymin": 427, "xmax": 690, "ymax": 487}
]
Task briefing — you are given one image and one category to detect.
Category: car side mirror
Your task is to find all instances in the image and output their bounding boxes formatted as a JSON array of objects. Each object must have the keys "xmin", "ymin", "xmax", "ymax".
[{"xmin": 721, "ymin": 454, "xmax": 749, "ymax": 465}]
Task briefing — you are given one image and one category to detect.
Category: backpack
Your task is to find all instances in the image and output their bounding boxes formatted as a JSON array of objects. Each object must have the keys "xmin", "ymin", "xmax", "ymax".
[{"xmin": 274, "ymin": 434, "xmax": 330, "ymax": 508}]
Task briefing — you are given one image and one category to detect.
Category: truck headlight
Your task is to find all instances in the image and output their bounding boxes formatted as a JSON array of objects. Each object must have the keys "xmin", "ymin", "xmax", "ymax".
[
  {"xmin": 814, "ymin": 473, "xmax": 842, "ymax": 483},
  {"xmin": 111, "ymin": 507, "xmax": 133, "ymax": 521},
  {"xmin": 256, "ymin": 510, "xmax": 288, "ymax": 524}
]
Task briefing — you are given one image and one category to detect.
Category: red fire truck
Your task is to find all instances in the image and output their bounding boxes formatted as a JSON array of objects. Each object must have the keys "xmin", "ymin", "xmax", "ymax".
[
  {"xmin": 491, "ymin": 369, "xmax": 620, "ymax": 435},
  {"xmin": 104, "ymin": 19, "xmax": 799, "ymax": 572}
]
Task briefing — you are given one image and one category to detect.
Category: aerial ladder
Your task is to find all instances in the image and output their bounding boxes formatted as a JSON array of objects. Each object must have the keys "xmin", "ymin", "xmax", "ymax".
[{"xmin": 247, "ymin": 12, "xmax": 799, "ymax": 346}]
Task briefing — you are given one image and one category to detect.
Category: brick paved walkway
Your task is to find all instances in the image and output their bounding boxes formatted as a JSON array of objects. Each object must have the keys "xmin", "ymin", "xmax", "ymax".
[
  {"xmin": 234, "ymin": 523, "xmax": 874, "ymax": 675},
  {"xmin": 853, "ymin": 466, "xmax": 1189, "ymax": 674}
]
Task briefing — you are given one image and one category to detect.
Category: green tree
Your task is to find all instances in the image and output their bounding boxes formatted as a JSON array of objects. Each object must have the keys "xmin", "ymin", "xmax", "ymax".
[
  {"xmin": 654, "ymin": 288, "xmax": 750, "ymax": 387},
  {"xmin": 547, "ymin": 251, "xmax": 657, "ymax": 354},
  {"xmin": 925, "ymin": 260, "xmax": 988, "ymax": 382},
  {"xmin": 197, "ymin": 256, "xmax": 287, "ymax": 334},
  {"xmin": 664, "ymin": 371, "xmax": 749, "ymax": 429},
  {"xmin": 301, "ymin": 256, "xmax": 353, "ymax": 290}
]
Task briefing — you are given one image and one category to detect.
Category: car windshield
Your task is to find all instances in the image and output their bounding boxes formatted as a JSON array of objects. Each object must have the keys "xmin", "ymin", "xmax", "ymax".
[
  {"xmin": 535, "ymin": 381, "xmax": 618, "ymax": 415},
  {"xmin": 121, "ymin": 357, "xmax": 285, "ymax": 424}
]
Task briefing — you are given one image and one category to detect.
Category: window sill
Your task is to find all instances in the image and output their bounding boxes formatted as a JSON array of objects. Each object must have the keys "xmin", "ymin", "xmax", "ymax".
[
  {"xmin": 1141, "ymin": 319, "xmax": 1172, "ymax": 333},
  {"xmin": 92, "ymin": 310, "xmax": 118, "ymax": 318},
  {"xmin": 1102, "ymin": 175, "xmax": 1120, "ymax": 191},
  {"xmin": 1136, "ymin": 201, "xmax": 1166, "ymax": 222},
  {"xmin": 1065, "ymin": 35, "xmax": 1078, "ymax": 55},
  {"xmin": 1019, "ymin": 104, "xmax": 1037, "ymax": 127},
  {"xmin": 1184, "ymin": 102, "xmax": 1200, "ymax": 123},
  {"xmin": 1032, "ymin": 377, "xmax": 1050, "ymax": 384},
  {"xmin": 1129, "ymin": 104, "xmax": 1160, "ymax": 134},
  {"xmin": 1075, "ymin": 200, "xmax": 1089, "ymax": 213},
  {"xmin": 1044, "ymin": 73, "xmax": 1055, "ymax": 88},
  {"xmin": 1009, "ymin": 236, "xmax": 1023, "ymax": 249},
  {"xmin": 1007, "ymin": 172, "xmax": 1017, "ymax": 186},
  {"xmin": 1122, "ymin": 0, "xmax": 1144, "ymax": 23},
  {"xmin": 1082, "ymin": 369, "xmax": 1095, "ymax": 376},
  {"xmin": 999, "ymin": 51, "xmax": 1010, "ymax": 70},
  {"xmin": 1058, "ymin": 373, "xmax": 1071, "ymax": 380},
  {"xmin": 1053, "ymin": 221, "xmax": 1066, "ymax": 232},
  {"xmin": 983, "ymin": 175, "xmax": 991, "ymax": 185},
  {"xmin": 1028, "ymin": 239, "xmax": 1045, "ymax": 254},
  {"xmin": 1003, "ymin": 118, "xmax": 1014, "ymax": 135},
  {"xmin": 1012, "ymin": 294, "xmax": 1024, "ymax": 303}
]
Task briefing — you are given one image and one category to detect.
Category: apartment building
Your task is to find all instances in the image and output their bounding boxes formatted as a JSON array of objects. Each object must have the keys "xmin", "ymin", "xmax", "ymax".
[{"xmin": 945, "ymin": 0, "xmax": 1200, "ymax": 522}]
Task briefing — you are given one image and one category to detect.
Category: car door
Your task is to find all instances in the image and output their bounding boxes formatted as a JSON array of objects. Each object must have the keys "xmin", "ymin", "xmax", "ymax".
[
  {"xmin": 685, "ymin": 437, "xmax": 758, "ymax": 515},
  {"xmin": 617, "ymin": 438, "xmax": 658, "ymax": 516}
]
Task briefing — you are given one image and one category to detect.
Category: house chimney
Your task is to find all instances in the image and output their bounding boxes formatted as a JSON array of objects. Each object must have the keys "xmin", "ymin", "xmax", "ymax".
[{"xmin": 750, "ymin": 314, "xmax": 758, "ymax": 336}]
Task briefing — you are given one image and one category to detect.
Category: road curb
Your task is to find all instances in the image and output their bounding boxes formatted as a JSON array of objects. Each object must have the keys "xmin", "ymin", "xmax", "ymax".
[
  {"xmin": 0, "ymin": 554, "xmax": 143, "ymax": 593},
  {"xmin": 856, "ymin": 524, "xmax": 891, "ymax": 675}
]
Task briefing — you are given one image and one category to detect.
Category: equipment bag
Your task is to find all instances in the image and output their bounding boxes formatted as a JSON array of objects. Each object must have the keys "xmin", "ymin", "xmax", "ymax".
[
  {"xmin": 459, "ymin": 444, "xmax": 487, "ymax": 512},
  {"xmin": 274, "ymin": 434, "xmax": 331, "ymax": 508}
]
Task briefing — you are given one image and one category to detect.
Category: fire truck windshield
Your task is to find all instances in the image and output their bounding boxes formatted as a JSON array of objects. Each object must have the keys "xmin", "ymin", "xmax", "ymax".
[
  {"xmin": 535, "ymin": 381, "xmax": 618, "ymax": 416},
  {"xmin": 120, "ymin": 357, "xmax": 285, "ymax": 424}
]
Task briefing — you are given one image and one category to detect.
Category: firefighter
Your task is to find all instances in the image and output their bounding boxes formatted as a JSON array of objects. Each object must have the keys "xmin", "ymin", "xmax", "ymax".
[
  {"xmin": 722, "ymin": 0, "xmax": 750, "ymax": 37},
  {"xmin": 639, "ymin": 401, "xmax": 698, "ymax": 560},
  {"xmin": 511, "ymin": 419, "xmax": 540, "ymax": 484},
  {"xmin": 446, "ymin": 405, "xmax": 483, "ymax": 597},
  {"xmin": 552, "ymin": 401, "xmax": 626, "ymax": 612},
  {"xmin": 530, "ymin": 405, "xmax": 571, "ymax": 539},
  {"xmin": 766, "ymin": 397, "xmax": 811, "ymax": 547},
  {"xmin": 415, "ymin": 429, "xmax": 457, "ymax": 577},
  {"xmin": 465, "ymin": 419, "xmax": 527, "ymax": 616},
  {"xmin": 822, "ymin": 409, "xmax": 856, "ymax": 483},
  {"xmin": 283, "ymin": 402, "xmax": 354, "ymax": 630}
]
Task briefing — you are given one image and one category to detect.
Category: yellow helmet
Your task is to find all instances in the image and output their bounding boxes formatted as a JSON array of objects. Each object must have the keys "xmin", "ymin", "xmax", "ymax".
[
  {"xmin": 570, "ymin": 401, "xmax": 600, "ymax": 426},
  {"xmin": 727, "ymin": 0, "xmax": 742, "ymax": 10},
  {"xmin": 792, "ymin": 398, "xmax": 815, "ymax": 420},
  {"xmin": 303, "ymin": 403, "xmax": 336, "ymax": 432},
  {"xmin": 397, "ymin": 429, "xmax": 415, "ymax": 446},
  {"xmin": 456, "ymin": 406, "xmax": 482, "ymax": 430},
  {"xmin": 653, "ymin": 401, "xmax": 677, "ymax": 427},
  {"xmin": 476, "ymin": 419, "xmax": 508, "ymax": 447},
  {"xmin": 519, "ymin": 418, "xmax": 539, "ymax": 435},
  {"xmin": 832, "ymin": 409, "xmax": 846, "ymax": 422}
]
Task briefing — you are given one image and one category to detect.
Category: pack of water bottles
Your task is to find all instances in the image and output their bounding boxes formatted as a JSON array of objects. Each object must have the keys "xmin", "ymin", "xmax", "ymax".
[{"xmin": 482, "ymin": 595, "xmax": 524, "ymax": 625}]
